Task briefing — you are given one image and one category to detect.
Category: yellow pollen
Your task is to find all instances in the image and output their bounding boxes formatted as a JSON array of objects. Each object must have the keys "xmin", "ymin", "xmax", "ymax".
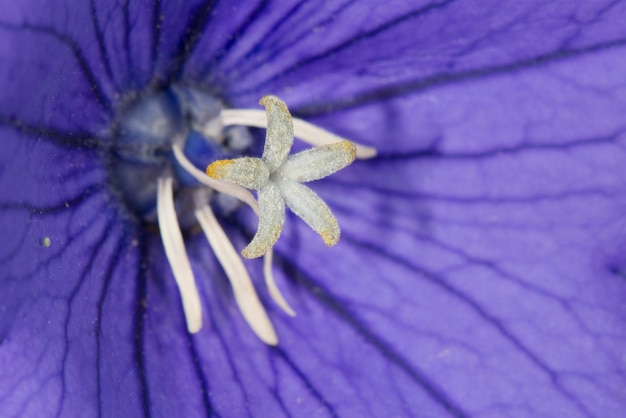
[
  {"xmin": 342, "ymin": 141, "xmax": 357, "ymax": 161},
  {"xmin": 321, "ymin": 229, "xmax": 339, "ymax": 246},
  {"xmin": 259, "ymin": 95, "xmax": 290, "ymax": 114},
  {"xmin": 206, "ymin": 159, "xmax": 235, "ymax": 179}
]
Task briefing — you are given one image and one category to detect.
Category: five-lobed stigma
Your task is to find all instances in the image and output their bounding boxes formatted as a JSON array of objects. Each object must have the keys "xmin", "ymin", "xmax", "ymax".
[
  {"xmin": 155, "ymin": 93, "xmax": 375, "ymax": 345},
  {"xmin": 206, "ymin": 95, "xmax": 357, "ymax": 259}
]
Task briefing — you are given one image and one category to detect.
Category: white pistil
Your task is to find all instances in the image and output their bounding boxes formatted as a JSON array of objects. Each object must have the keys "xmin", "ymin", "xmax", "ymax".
[
  {"xmin": 195, "ymin": 204, "xmax": 278, "ymax": 345},
  {"xmin": 220, "ymin": 109, "xmax": 377, "ymax": 159},
  {"xmin": 208, "ymin": 96, "xmax": 358, "ymax": 259},
  {"xmin": 156, "ymin": 176, "xmax": 203, "ymax": 333},
  {"xmin": 160, "ymin": 95, "xmax": 376, "ymax": 343},
  {"xmin": 172, "ymin": 143, "xmax": 295, "ymax": 317}
]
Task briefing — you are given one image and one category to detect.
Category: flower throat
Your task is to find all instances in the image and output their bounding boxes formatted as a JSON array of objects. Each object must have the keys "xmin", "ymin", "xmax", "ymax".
[
  {"xmin": 109, "ymin": 85, "xmax": 253, "ymax": 229},
  {"xmin": 107, "ymin": 85, "xmax": 377, "ymax": 345}
]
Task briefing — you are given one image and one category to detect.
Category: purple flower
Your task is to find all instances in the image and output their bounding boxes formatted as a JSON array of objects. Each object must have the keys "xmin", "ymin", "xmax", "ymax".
[{"xmin": 1, "ymin": 0, "xmax": 626, "ymax": 417}]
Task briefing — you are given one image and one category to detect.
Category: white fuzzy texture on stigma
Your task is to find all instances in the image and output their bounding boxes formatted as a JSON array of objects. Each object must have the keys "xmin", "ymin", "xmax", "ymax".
[
  {"xmin": 157, "ymin": 176, "xmax": 203, "ymax": 333},
  {"xmin": 207, "ymin": 95, "xmax": 358, "ymax": 259}
]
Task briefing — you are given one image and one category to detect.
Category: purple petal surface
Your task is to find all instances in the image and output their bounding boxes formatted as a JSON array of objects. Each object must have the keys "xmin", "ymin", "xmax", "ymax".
[{"xmin": 1, "ymin": 1, "xmax": 625, "ymax": 417}]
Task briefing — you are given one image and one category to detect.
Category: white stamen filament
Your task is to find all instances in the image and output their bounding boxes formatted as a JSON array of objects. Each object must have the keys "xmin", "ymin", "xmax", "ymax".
[
  {"xmin": 195, "ymin": 204, "xmax": 278, "ymax": 345},
  {"xmin": 263, "ymin": 250, "xmax": 296, "ymax": 317},
  {"xmin": 220, "ymin": 109, "xmax": 377, "ymax": 159},
  {"xmin": 172, "ymin": 143, "xmax": 295, "ymax": 316},
  {"xmin": 156, "ymin": 176, "xmax": 203, "ymax": 333},
  {"xmin": 172, "ymin": 143, "xmax": 258, "ymax": 212}
]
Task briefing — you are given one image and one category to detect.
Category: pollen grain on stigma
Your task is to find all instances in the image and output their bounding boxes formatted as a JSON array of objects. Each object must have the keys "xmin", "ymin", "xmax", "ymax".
[{"xmin": 112, "ymin": 87, "xmax": 375, "ymax": 345}]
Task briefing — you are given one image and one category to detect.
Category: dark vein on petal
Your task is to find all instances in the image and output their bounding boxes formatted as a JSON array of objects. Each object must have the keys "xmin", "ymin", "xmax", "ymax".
[
  {"xmin": 342, "ymin": 236, "xmax": 595, "ymax": 417},
  {"xmin": 134, "ymin": 231, "xmax": 152, "ymax": 418},
  {"xmin": 0, "ymin": 116, "xmax": 102, "ymax": 149},
  {"xmin": 333, "ymin": 198, "xmax": 594, "ymax": 317},
  {"xmin": 89, "ymin": 0, "xmax": 115, "ymax": 84},
  {"xmin": 165, "ymin": 0, "xmax": 217, "ymax": 81},
  {"xmin": 222, "ymin": 0, "xmax": 308, "ymax": 76},
  {"xmin": 202, "ymin": 276, "xmax": 253, "ymax": 417},
  {"xmin": 325, "ymin": 176, "xmax": 614, "ymax": 204},
  {"xmin": 374, "ymin": 131, "xmax": 621, "ymax": 161},
  {"xmin": 272, "ymin": 347, "xmax": 339, "ymax": 418},
  {"xmin": 273, "ymin": 253, "xmax": 468, "ymax": 417},
  {"xmin": 0, "ymin": 184, "xmax": 104, "ymax": 215},
  {"xmin": 186, "ymin": 331, "xmax": 216, "ymax": 417},
  {"xmin": 6, "ymin": 208, "xmax": 109, "ymax": 289},
  {"xmin": 293, "ymin": 36, "xmax": 626, "ymax": 117},
  {"xmin": 124, "ymin": 0, "xmax": 135, "ymax": 87},
  {"xmin": 56, "ymin": 217, "xmax": 113, "ymax": 418},
  {"xmin": 226, "ymin": 0, "xmax": 351, "ymax": 79},
  {"xmin": 241, "ymin": 0, "xmax": 455, "ymax": 94},
  {"xmin": 0, "ymin": 217, "xmax": 29, "ymax": 265},
  {"xmin": 95, "ymin": 222, "xmax": 127, "ymax": 418},
  {"xmin": 209, "ymin": 0, "xmax": 269, "ymax": 71},
  {"xmin": 265, "ymin": 355, "xmax": 291, "ymax": 418},
  {"xmin": 151, "ymin": 0, "xmax": 162, "ymax": 72},
  {"xmin": 0, "ymin": 22, "xmax": 112, "ymax": 112}
]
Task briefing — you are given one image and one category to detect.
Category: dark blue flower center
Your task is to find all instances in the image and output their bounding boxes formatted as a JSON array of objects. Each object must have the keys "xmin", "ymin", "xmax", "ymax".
[{"xmin": 108, "ymin": 85, "xmax": 253, "ymax": 228}]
